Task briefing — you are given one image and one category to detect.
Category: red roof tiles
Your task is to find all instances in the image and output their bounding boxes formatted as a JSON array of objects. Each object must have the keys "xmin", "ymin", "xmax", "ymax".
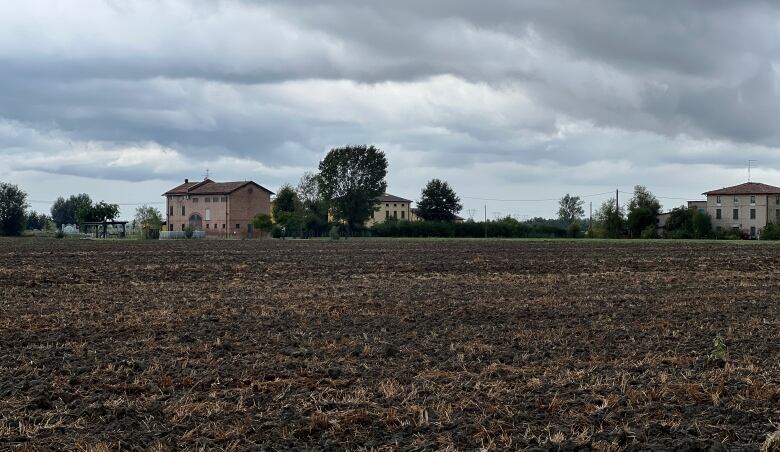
[{"xmin": 703, "ymin": 182, "xmax": 780, "ymax": 196}]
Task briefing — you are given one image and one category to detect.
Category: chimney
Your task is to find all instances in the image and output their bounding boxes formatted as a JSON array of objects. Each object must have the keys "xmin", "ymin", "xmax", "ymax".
[{"xmin": 185, "ymin": 178, "xmax": 189, "ymax": 184}]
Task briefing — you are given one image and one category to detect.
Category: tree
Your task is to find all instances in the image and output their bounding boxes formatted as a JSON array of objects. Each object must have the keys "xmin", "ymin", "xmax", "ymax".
[
  {"xmin": 627, "ymin": 185, "xmax": 661, "ymax": 237},
  {"xmin": 297, "ymin": 172, "xmax": 329, "ymax": 236},
  {"xmin": 663, "ymin": 206, "xmax": 694, "ymax": 237},
  {"xmin": 558, "ymin": 194, "xmax": 585, "ymax": 224},
  {"xmin": 692, "ymin": 210, "xmax": 713, "ymax": 239},
  {"xmin": 76, "ymin": 201, "xmax": 119, "ymax": 224},
  {"xmin": 416, "ymin": 179, "xmax": 463, "ymax": 221},
  {"xmin": 51, "ymin": 193, "xmax": 92, "ymax": 227},
  {"xmin": 252, "ymin": 213, "xmax": 273, "ymax": 237},
  {"xmin": 272, "ymin": 184, "xmax": 305, "ymax": 235},
  {"xmin": 595, "ymin": 198, "xmax": 624, "ymax": 238},
  {"xmin": 0, "ymin": 182, "xmax": 28, "ymax": 236},
  {"xmin": 318, "ymin": 145, "xmax": 388, "ymax": 231},
  {"xmin": 134, "ymin": 205, "xmax": 162, "ymax": 231},
  {"xmin": 25, "ymin": 211, "xmax": 51, "ymax": 231}
]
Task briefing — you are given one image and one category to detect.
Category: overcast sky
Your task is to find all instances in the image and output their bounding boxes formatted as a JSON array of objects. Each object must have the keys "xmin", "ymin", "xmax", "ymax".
[{"xmin": 2, "ymin": 1, "xmax": 780, "ymax": 219}]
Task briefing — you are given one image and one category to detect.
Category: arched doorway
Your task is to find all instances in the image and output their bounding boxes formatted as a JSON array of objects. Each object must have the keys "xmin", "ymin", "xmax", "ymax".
[{"xmin": 189, "ymin": 213, "xmax": 203, "ymax": 230}]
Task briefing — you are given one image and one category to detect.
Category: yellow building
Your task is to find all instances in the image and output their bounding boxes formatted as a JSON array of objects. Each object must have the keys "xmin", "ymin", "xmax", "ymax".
[{"xmin": 366, "ymin": 193, "xmax": 413, "ymax": 226}]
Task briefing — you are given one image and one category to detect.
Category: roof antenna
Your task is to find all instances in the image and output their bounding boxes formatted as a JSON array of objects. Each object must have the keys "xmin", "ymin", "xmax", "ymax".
[
  {"xmin": 203, "ymin": 168, "xmax": 210, "ymax": 180},
  {"xmin": 748, "ymin": 160, "xmax": 757, "ymax": 182}
]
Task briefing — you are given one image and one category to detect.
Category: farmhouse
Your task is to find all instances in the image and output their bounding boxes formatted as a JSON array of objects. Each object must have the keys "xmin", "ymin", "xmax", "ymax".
[
  {"xmin": 366, "ymin": 193, "xmax": 414, "ymax": 226},
  {"xmin": 164, "ymin": 178, "xmax": 273, "ymax": 238},
  {"xmin": 692, "ymin": 182, "xmax": 780, "ymax": 238}
]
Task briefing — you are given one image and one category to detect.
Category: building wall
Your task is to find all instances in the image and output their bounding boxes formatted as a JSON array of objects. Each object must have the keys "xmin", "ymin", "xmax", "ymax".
[
  {"xmin": 366, "ymin": 200, "xmax": 412, "ymax": 226},
  {"xmin": 166, "ymin": 186, "xmax": 271, "ymax": 238},
  {"xmin": 706, "ymin": 194, "xmax": 780, "ymax": 236}
]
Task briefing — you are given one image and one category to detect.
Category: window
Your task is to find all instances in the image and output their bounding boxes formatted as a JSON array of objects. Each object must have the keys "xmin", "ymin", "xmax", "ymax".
[
  {"xmin": 193, "ymin": 197, "xmax": 199, "ymax": 203},
  {"xmin": 205, "ymin": 208, "xmax": 211, "ymax": 221},
  {"xmin": 169, "ymin": 206, "xmax": 173, "ymax": 216},
  {"xmin": 733, "ymin": 209, "xmax": 739, "ymax": 220},
  {"xmin": 776, "ymin": 195, "xmax": 779, "ymax": 205},
  {"xmin": 235, "ymin": 224, "xmax": 240, "ymax": 229},
  {"xmin": 716, "ymin": 195, "xmax": 721, "ymax": 204},
  {"xmin": 394, "ymin": 203, "xmax": 397, "ymax": 207},
  {"xmin": 205, "ymin": 197, "xmax": 210, "ymax": 203},
  {"xmin": 751, "ymin": 226, "xmax": 756, "ymax": 238},
  {"xmin": 401, "ymin": 210, "xmax": 405, "ymax": 219},
  {"xmin": 222, "ymin": 224, "xmax": 226, "ymax": 229},
  {"xmin": 716, "ymin": 209, "xmax": 722, "ymax": 220},
  {"xmin": 750, "ymin": 195, "xmax": 756, "ymax": 204},
  {"xmin": 206, "ymin": 224, "xmax": 209, "ymax": 229},
  {"xmin": 181, "ymin": 206, "xmax": 185, "ymax": 216},
  {"xmin": 181, "ymin": 224, "xmax": 185, "ymax": 231},
  {"xmin": 750, "ymin": 209, "xmax": 756, "ymax": 220},
  {"xmin": 221, "ymin": 197, "xmax": 227, "ymax": 202},
  {"xmin": 385, "ymin": 211, "xmax": 389, "ymax": 219},
  {"xmin": 776, "ymin": 209, "xmax": 779, "ymax": 219},
  {"xmin": 401, "ymin": 204, "xmax": 404, "ymax": 207},
  {"xmin": 386, "ymin": 203, "xmax": 389, "ymax": 207},
  {"xmin": 733, "ymin": 196, "xmax": 739, "ymax": 203},
  {"xmin": 393, "ymin": 211, "xmax": 397, "ymax": 219}
]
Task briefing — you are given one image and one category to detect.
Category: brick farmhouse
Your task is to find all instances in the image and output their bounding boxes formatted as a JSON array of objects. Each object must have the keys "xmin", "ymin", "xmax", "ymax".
[{"xmin": 164, "ymin": 178, "xmax": 273, "ymax": 238}]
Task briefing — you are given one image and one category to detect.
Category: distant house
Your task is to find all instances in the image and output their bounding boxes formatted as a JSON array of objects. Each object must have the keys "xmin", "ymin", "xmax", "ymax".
[
  {"xmin": 164, "ymin": 178, "xmax": 273, "ymax": 238},
  {"xmin": 366, "ymin": 193, "xmax": 413, "ymax": 226},
  {"xmin": 691, "ymin": 182, "xmax": 780, "ymax": 239}
]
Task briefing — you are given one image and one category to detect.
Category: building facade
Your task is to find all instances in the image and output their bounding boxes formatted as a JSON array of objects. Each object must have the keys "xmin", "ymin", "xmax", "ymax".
[
  {"xmin": 693, "ymin": 182, "xmax": 780, "ymax": 238},
  {"xmin": 366, "ymin": 193, "xmax": 413, "ymax": 226},
  {"xmin": 164, "ymin": 178, "xmax": 273, "ymax": 238}
]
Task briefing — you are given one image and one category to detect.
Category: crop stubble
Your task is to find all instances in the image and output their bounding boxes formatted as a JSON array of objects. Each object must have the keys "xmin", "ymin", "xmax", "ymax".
[{"xmin": 1, "ymin": 239, "xmax": 779, "ymax": 450}]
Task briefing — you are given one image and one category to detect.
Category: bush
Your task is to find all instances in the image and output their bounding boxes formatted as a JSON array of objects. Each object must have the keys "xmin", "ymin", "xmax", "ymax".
[
  {"xmin": 369, "ymin": 218, "xmax": 566, "ymax": 239},
  {"xmin": 271, "ymin": 226, "xmax": 283, "ymax": 239},
  {"xmin": 55, "ymin": 229, "xmax": 65, "ymax": 239},
  {"xmin": 184, "ymin": 225, "xmax": 194, "ymax": 239},
  {"xmin": 762, "ymin": 222, "xmax": 780, "ymax": 240},
  {"xmin": 640, "ymin": 225, "xmax": 657, "ymax": 239},
  {"xmin": 566, "ymin": 222, "xmax": 581, "ymax": 238},
  {"xmin": 142, "ymin": 228, "xmax": 160, "ymax": 240},
  {"xmin": 329, "ymin": 225, "xmax": 341, "ymax": 240}
]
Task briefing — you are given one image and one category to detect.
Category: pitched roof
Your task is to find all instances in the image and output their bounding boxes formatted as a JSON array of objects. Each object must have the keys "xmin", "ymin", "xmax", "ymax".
[
  {"xmin": 164, "ymin": 179, "xmax": 274, "ymax": 196},
  {"xmin": 703, "ymin": 182, "xmax": 780, "ymax": 196},
  {"xmin": 377, "ymin": 193, "xmax": 412, "ymax": 203}
]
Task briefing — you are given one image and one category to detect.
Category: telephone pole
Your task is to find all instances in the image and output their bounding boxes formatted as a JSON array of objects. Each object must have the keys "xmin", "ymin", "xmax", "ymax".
[
  {"xmin": 616, "ymin": 189, "xmax": 619, "ymax": 212},
  {"xmin": 484, "ymin": 205, "xmax": 487, "ymax": 239}
]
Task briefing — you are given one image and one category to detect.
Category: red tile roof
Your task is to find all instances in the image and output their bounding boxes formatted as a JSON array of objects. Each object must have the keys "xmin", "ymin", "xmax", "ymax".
[
  {"xmin": 164, "ymin": 179, "xmax": 274, "ymax": 196},
  {"xmin": 703, "ymin": 182, "xmax": 780, "ymax": 195}
]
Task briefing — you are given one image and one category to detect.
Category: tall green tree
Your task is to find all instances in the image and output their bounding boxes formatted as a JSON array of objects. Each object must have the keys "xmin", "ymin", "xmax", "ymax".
[
  {"xmin": 296, "ymin": 172, "xmax": 329, "ymax": 236},
  {"xmin": 0, "ymin": 182, "xmax": 28, "ymax": 236},
  {"xmin": 272, "ymin": 184, "xmax": 303, "ymax": 233},
  {"xmin": 76, "ymin": 201, "xmax": 120, "ymax": 224},
  {"xmin": 595, "ymin": 198, "xmax": 624, "ymax": 238},
  {"xmin": 557, "ymin": 194, "xmax": 585, "ymax": 224},
  {"xmin": 318, "ymin": 145, "xmax": 388, "ymax": 231},
  {"xmin": 627, "ymin": 185, "xmax": 662, "ymax": 237},
  {"xmin": 416, "ymin": 179, "xmax": 463, "ymax": 221},
  {"xmin": 134, "ymin": 205, "xmax": 162, "ymax": 229},
  {"xmin": 51, "ymin": 193, "xmax": 92, "ymax": 227},
  {"xmin": 25, "ymin": 211, "xmax": 51, "ymax": 231}
]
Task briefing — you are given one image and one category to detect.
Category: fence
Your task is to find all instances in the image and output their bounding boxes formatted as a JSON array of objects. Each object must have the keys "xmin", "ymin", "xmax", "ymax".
[{"xmin": 159, "ymin": 231, "xmax": 206, "ymax": 240}]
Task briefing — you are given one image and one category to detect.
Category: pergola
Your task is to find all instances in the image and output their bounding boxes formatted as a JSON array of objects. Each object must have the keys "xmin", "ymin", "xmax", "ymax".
[{"xmin": 81, "ymin": 220, "xmax": 128, "ymax": 238}]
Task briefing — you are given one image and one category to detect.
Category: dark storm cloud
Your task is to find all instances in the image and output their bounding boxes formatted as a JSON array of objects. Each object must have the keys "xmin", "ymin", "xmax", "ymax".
[{"xmin": 0, "ymin": 0, "xmax": 779, "ymax": 191}]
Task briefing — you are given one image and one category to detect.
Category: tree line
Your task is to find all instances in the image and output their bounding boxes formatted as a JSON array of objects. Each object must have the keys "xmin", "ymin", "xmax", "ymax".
[{"xmin": 252, "ymin": 145, "xmax": 464, "ymax": 237}]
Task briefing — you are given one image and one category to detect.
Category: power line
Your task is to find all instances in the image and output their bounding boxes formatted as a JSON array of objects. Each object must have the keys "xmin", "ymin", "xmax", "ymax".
[
  {"xmin": 28, "ymin": 199, "xmax": 165, "ymax": 206},
  {"xmin": 461, "ymin": 190, "xmax": 615, "ymax": 203}
]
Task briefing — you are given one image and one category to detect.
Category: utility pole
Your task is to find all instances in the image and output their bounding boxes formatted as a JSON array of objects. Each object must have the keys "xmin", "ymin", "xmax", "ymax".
[
  {"xmin": 616, "ymin": 189, "xmax": 619, "ymax": 212},
  {"xmin": 484, "ymin": 205, "xmax": 487, "ymax": 239},
  {"xmin": 589, "ymin": 201, "xmax": 592, "ymax": 233}
]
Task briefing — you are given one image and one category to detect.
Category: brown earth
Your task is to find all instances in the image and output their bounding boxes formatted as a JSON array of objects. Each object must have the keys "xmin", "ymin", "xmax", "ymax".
[{"xmin": 1, "ymin": 238, "xmax": 779, "ymax": 451}]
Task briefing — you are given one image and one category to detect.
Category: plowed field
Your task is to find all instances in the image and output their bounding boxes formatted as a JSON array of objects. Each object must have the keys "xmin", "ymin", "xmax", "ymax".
[{"xmin": 1, "ymin": 238, "xmax": 779, "ymax": 450}]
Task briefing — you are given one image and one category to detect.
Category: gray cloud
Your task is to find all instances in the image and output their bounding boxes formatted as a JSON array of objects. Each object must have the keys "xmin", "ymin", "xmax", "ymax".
[{"xmin": 1, "ymin": 0, "xmax": 779, "ymax": 217}]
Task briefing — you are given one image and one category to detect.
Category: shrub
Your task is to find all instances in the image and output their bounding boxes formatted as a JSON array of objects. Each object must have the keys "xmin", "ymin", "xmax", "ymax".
[
  {"xmin": 566, "ymin": 222, "xmax": 581, "ymax": 238},
  {"xmin": 640, "ymin": 225, "xmax": 657, "ymax": 239},
  {"xmin": 55, "ymin": 229, "xmax": 65, "ymax": 239},
  {"xmin": 762, "ymin": 222, "xmax": 780, "ymax": 240},
  {"xmin": 184, "ymin": 225, "xmax": 194, "ymax": 239},
  {"xmin": 329, "ymin": 225, "xmax": 341, "ymax": 240},
  {"xmin": 271, "ymin": 226, "xmax": 283, "ymax": 239}
]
